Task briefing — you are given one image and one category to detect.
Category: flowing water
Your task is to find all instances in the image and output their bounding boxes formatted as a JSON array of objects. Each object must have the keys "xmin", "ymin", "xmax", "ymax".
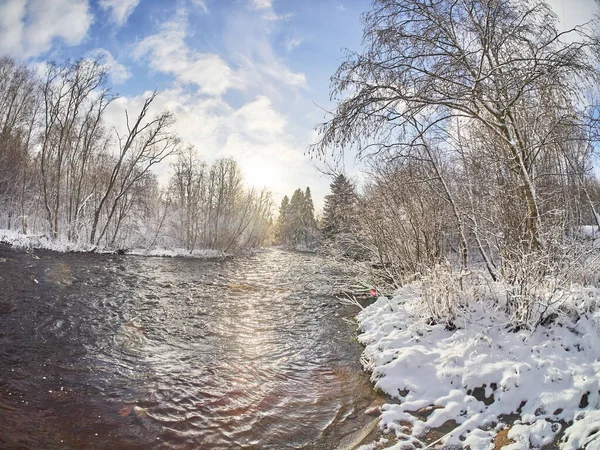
[{"xmin": 0, "ymin": 245, "xmax": 378, "ymax": 449}]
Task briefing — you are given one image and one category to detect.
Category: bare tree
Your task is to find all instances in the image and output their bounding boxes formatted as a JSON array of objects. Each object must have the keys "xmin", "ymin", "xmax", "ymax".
[
  {"xmin": 0, "ymin": 57, "xmax": 38, "ymax": 231},
  {"xmin": 312, "ymin": 0, "xmax": 600, "ymax": 251},
  {"xmin": 89, "ymin": 91, "xmax": 180, "ymax": 246},
  {"xmin": 40, "ymin": 59, "xmax": 109, "ymax": 239},
  {"xmin": 168, "ymin": 146, "xmax": 207, "ymax": 252}
]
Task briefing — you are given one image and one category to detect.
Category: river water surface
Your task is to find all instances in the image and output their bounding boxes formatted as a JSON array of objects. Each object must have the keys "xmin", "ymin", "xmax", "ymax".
[{"xmin": 0, "ymin": 245, "xmax": 377, "ymax": 449}]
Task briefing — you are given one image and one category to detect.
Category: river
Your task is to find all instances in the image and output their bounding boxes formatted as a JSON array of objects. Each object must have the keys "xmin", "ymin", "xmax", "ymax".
[{"xmin": 0, "ymin": 244, "xmax": 378, "ymax": 449}]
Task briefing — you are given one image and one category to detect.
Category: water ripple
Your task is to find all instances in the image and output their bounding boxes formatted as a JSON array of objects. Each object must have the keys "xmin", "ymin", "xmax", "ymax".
[{"xmin": 0, "ymin": 247, "xmax": 375, "ymax": 449}]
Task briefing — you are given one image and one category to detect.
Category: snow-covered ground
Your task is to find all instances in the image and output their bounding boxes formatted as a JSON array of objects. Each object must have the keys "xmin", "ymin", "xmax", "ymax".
[
  {"xmin": 0, "ymin": 229, "xmax": 227, "ymax": 259},
  {"xmin": 0, "ymin": 229, "xmax": 97, "ymax": 253},
  {"xmin": 356, "ymin": 284, "xmax": 600, "ymax": 449},
  {"xmin": 127, "ymin": 247, "xmax": 226, "ymax": 258}
]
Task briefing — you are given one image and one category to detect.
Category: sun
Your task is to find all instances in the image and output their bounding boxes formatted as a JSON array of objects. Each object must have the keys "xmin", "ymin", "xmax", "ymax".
[{"xmin": 242, "ymin": 159, "xmax": 283, "ymax": 193}]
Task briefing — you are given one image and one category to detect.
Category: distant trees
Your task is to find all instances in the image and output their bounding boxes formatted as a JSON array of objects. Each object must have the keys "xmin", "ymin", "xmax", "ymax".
[
  {"xmin": 0, "ymin": 54, "xmax": 273, "ymax": 252},
  {"xmin": 168, "ymin": 151, "xmax": 274, "ymax": 252},
  {"xmin": 277, "ymin": 187, "xmax": 319, "ymax": 249}
]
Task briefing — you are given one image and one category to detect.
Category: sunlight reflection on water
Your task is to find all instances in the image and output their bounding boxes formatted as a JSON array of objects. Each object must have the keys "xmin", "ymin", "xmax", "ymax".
[{"xmin": 0, "ymin": 248, "xmax": 376, "ymax": 449}]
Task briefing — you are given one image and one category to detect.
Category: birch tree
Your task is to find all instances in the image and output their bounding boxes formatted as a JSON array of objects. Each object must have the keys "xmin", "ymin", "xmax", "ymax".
[
  {"xmin": 40, "ymin": 59, "xmax": 109, "ymax": 239},
  {"xmin": 313, "ymin": 0, "xmax": 600, "ymax": 252},
  {"xmin": 89, "ymin": 92, "xmax": 180, "ymax": 246}
]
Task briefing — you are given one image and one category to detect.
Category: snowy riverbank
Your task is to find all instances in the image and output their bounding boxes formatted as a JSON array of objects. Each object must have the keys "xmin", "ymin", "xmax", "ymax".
[
  {"xmin": 356, "ymin": 283, "xmax": 600, "ymax": 449},
  {"xmin": 0, "ymin": 229, "xmax": 228, "ymax": 259}
]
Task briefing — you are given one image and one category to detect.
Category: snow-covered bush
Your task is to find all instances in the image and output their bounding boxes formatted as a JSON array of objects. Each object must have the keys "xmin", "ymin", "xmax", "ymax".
[
  {"xmin": 357, "ymin": 285, "xmax": 600, "ymax": 449},
  {"xmin": 419, "ymin": 263, "xmax": 467, "ymax": 327},
  {"xmin": 499, "ymin": 231, "xmax": 600, "ymax": 330}
]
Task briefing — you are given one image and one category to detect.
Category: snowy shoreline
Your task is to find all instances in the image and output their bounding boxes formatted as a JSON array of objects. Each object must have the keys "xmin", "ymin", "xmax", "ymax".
[
  {"xmin": 0, "ymin": 229, "xmax": 230, "ymax": 260},
  {"xmin": 355, "ymin": 284, "xmax": 600, "ymax": 449}
]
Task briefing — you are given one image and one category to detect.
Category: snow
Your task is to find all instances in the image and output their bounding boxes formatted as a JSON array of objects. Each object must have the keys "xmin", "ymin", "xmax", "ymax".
[
  {"xmin": 0, "ymin": 229, "xmax": 96, "ymax": 253},
  {"xmin": 0, "ymin": 229, "xmax": 228, "ymax": 259},
  {"xmin": 579, "ymin": 225, "xmax": 599, "ymax": 239},
  {"xmin": 127, "ymin": 247, "xmax": 226, "ymax": 259},
  {"xmin": 562, "ymin": 410, "xmax": 600, "ymax": 449},
  {"xmin": 356, "ymin": 282, "xmax": 600, "ymax": 449}
]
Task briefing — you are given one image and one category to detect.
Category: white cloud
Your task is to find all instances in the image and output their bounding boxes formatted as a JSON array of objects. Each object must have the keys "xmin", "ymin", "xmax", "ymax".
[
  {"xmin": 236, "ymin": 54, "xmax": 307, "ymax": 92},
  {"xmin": 247, "ymin": 0, "xmax": 291, "ymax": 22},
  {"xmin": 225, "ymin": 9, "xmax": 308, "ymax": 92},
  {"xmin": 285, "ymin": 36, "xmax": 303, "ymax": 52},
  {"xmin": 0, "ymin": 0, "xmax": 26, "ymax": 55},
  {"xmin": 190, "ymin": 0, "xmax": 208, "ymax": 13},
  {"xmin": 88, "ymin": 48, "xmax": 131, "ymax": 84},
  {"xmin": 134, "ymin": 14, "xmax": 236, "ymax": 97},
  {"xmin": 250, "ymin": 0, "xmax": 272, "ymax": 10},
  {"xmin": 232, "ymin": 95, "xmax": 286, "ymax": 137},
  {"xmin": 99, "ymin": 0, "xmax": 140, "ymax": 26},
  {"xmin": 135, "ymin": 9, "xmax": 307, "ymax": 97},
  {"xmin": 0, "ymin": 0, "xmax": 92, "ymax": 58}
]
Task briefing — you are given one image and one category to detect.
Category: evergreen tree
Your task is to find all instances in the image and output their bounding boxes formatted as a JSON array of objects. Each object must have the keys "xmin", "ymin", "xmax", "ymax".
[
  {"xmin": 277, "ymin": 195, "xmax": 290, "ymax": 244},
  {"xmin": 322, "ymin": 174, "xmax": 357, "ymax": 238},
  {"xmin": 277, "ymin": 187, "xmax": 320, "ymax": 248},
  {"xmin": 288, "ymin": 188, "xmax": 306, "ymax": 244},
  {"xmin": 302, "ymin": 187, "xmax": 316, "ymax": 229}
]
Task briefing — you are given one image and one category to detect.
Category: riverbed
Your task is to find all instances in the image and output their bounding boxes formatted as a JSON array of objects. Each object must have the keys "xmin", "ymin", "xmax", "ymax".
[{"xmin": 0, "ymin": 244, "xmax": 378, "ymax": 449}]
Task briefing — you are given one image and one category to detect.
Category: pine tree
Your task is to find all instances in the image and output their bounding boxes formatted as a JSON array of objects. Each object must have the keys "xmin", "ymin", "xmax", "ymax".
[{"xmin": 322, "ymin": 174, "xmax": 356, "ymax": 238}]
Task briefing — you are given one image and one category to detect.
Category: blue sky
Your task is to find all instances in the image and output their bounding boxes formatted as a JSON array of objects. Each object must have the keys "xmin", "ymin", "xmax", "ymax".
[
  {"xmin": 0, "ymin": 0, "xmax": 597, "ymax": 210},
  {"xmin": 0, "ymin": 0, "xmax": 372, "ymax": 211}
]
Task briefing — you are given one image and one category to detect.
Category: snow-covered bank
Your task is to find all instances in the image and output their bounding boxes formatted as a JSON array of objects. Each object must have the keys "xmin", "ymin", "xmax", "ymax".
[
  {"xmin": 126, "ymin": 247, "xmax": 227, "ymax": 259},
  {"xmin": 356, "ymin": 284, "xmax": 600, "ymax": 449},
  {"xmin": 0, "ymin": 229, "xmax": 97, "ymax": 253},
  {"xmin": 0, "ymin": 229, "xmax": 228, "ymax": 259}
]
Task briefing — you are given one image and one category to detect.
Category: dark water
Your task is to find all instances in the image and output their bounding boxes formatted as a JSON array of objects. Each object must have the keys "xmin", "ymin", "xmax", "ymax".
[{"xmin": 0, "ymin": 245, "xmax": 376, "ymax": 449}]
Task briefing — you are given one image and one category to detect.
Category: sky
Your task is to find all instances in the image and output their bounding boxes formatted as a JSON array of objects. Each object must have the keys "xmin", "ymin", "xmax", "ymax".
[{"xmin": 0, "ymin": 0, "xmax": 597, "ymax": 212}]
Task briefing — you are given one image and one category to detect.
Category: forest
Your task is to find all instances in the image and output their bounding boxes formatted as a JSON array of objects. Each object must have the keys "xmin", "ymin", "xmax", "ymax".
[{"xmin": 0, "ymin": 57, "xmax": 273, "ymax": 253}]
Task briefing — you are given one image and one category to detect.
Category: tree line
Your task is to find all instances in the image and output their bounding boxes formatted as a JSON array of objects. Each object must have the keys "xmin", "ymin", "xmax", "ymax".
[
  {"xmin": 0, "ymin": 56, "xmax": 272, "ymax": 252},
  {"xmin": 276, "ymin": 186, "xmax": 318, "ymax": 248},
  {"xmin": 274, "ymin": 174, "xmax": 361, "ymax": 252}
]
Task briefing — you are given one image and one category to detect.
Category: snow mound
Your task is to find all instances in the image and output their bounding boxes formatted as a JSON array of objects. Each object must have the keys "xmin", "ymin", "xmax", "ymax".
[{"xmin": 357, "ymin": 285, "xmax": 600, "ymax": 449}]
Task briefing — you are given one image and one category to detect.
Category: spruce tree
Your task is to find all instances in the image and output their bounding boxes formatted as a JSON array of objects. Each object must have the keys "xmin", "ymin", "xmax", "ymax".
[
  {"xmin": 302, "ymin": 187, "xmax": 316, "ymax": 229},
  {"xmin": 288, "ymin": 189, "xmax": 305, "ymax": 244},
  {"xmin": 278, "ymin": 187, "xmax": 319, "ymax": 248},
  {"xmin": 277, "ymin": 195, "xmax": 290, "ymax": 244},
  {"xmin": 322, "ymin": 174, "xmax": 356, "ymax": 238}
]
